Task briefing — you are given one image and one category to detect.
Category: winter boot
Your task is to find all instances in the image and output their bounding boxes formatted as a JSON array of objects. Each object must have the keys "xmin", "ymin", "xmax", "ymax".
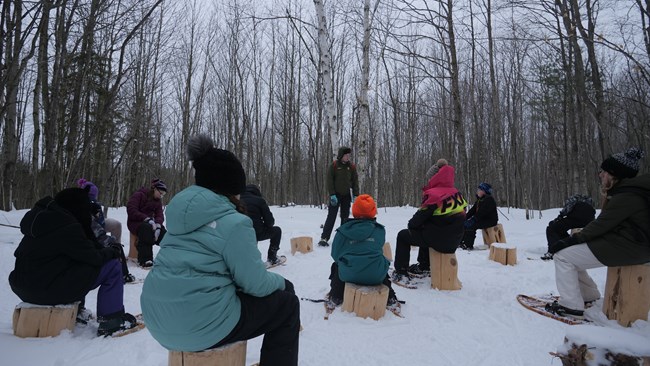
[
  {"xmin": 97, "ymin": 311, "xmax": 138, "ymax": 337},
  {"xmin": 318, "ymin": 238, "xmax": 330, "ymax": 247},
  {"xmin": 544, "ymin": 300, "xmax": 584, "ymax": 319},
  {"xmin": 407, "ymin": 263, "xmax": 431, "ymax": 278},
  {"xmin": 540, "ymin": 252, "xmax": 554, "ymax": 261},
  {"xmin": 76, "ymin": 305, "xmax": 93, "ymax": 325}
]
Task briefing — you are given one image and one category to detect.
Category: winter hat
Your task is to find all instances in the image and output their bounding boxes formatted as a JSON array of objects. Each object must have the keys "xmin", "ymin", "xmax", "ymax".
[
  {"xmin": 600, "ymin": 147, "xmax": 645, "ymax": 179},
  {"xmin": 352, "ymin": 194, "xmax": 377, "ymax": 219},
  {"xmin": 337, "ymin": 146, "xmax": 352, "ymax": 160},
  {"xmin": 478, "ymin": 182, "xmax": 493, "ymax": 195},
  {"xmin": 426, "ymin": 158, "xmax": 448, "ymax": 179},
  {"xmin": 187, "ymin": 134, "xmax": 246, "ymax": 195},
  {"xmin": 54, "ymin": 187, "xmax": 94, "ymax": 239},
  {"xmin": 151, "ymin": 178, "xmax": 167, "ymax": 192},
  {"xmin": 76, "ymin": 178, "xmax": 99, "ymax": 201}
]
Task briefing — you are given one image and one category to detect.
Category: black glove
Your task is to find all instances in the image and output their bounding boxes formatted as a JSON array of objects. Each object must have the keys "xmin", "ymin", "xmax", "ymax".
[
  {"xmin": 100, "ymin": 246, "xmax": 121, "ymax": 263},
  {"xmin": 283, "ymin": 279, "xmax": 295, "ymax": 295},
  {"xmin": 548, "ymin": 235, "xmax": 580, "ymax": 254}
]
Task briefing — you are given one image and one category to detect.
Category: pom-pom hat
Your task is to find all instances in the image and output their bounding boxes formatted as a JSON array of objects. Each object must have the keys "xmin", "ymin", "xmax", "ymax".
[
  {"xmin": 600, "ymin": 147, "xmax": 645, "ymax": 179},
  {"xmin": 352, "ymin": 194, "xmax": 377, "ymax": 219}
]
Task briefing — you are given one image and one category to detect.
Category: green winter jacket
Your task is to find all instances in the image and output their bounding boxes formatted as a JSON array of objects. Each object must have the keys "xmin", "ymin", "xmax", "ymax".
[
  {"xmin": 331, "ymin": 219, "xmax": 389, "ymax": 285},
  {"xmin": 326, "ymin": 147, "xmax": 360, "ymax": 197},
  {"xmin": 575, "ymin": 174, "xmax": 650, "ymax": 266},
  {"xmin": 140, "ymin": 185, "xmax": 285, "ymax": 352}
]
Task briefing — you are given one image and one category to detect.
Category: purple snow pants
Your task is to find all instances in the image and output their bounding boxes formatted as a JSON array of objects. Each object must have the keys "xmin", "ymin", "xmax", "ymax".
[{"xmin": 90, "ymin": 259, "xmax": 124, "ymax": 317}]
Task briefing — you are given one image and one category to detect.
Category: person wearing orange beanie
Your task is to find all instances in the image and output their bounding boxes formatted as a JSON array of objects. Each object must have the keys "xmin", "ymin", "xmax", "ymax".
[{"xmin": 327, "ymin": 194, "xmax": 399, "ymax": 311}]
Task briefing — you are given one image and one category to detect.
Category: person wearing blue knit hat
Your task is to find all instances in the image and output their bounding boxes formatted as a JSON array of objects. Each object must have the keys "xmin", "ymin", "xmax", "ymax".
[{"xmin": 459, "ymin": 182, "xmax": 498, "ymax": 250}]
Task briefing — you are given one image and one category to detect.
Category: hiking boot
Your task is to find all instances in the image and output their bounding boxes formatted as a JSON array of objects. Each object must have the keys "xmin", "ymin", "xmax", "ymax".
[
  {"xmin": 544, "ymin": 301, "xmax": 584, "ymax": 318},
  {"xmin": 407, "ymin": 263, "xmax": 430, "ymax": 278},
  {"xmin": 123, "ymin": 273, "xmax": 136, "ymax": 283},
  {"xmin": 97, "ymin": 312, "xmax": 138, "ymax": 337},
  {"xmin": 266, "ymin": 255, "xmax": 286, "ymax": 267},
  {"xmin": 139, "ymin": 260, "xmax": 153, "ymax": 268},
  {"xmin": 76, "ymin": 306, "xmax": 93, "ymax": 325},
  {"xmin": 391, "ymin": 270, "xmax": 414, "ymax": 287},
  {"xmin": 318, "ymin": 239, "xmax": 330, "ymax": 247},
  {"xmin": 540, "ymin": 252, "xmax": 554, "ymax": 261}
]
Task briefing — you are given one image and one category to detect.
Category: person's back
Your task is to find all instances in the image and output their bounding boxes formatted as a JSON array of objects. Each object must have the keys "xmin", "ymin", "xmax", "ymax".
[
  {"xmin": 141, "ymin": 135, "xmax": 299, "ymax": 365},
  {"xmin": 328, "ymin": 194, "xmax": 397, "ymax": 306},
  {"xmin": 240, "ymin": 184, "xmax": 274, "ymax": 235},
  {"xmin": 331, "ymin": 218, "xmax": 388, "ymax": 285},
  {"xmin": 240, "ymin": 184, "xmax": 283, "ymax": 265},
  {"xmin": 9, "ymin": 195, "xmax": 104, "ymax": 305},
  {"xmin": 141, "ymin": 185, "xmax": 283, "ymax": 351}
]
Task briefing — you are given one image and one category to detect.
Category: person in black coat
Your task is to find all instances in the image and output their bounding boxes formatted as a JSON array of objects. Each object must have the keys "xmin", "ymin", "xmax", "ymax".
[
  {"xmin": 8, "ymin": 187, "xmax": 137, "ymax": 336},
  {"xmin": 241, "ymin": 184, "xmax": 284, "ymax": 265},
  {"xmin": 460, "ymin": 182, "xmax": 498, "ymax": 250},
  {"xmin": 540, "ymin": 194, "xmax": 595, "ymax": 260}
]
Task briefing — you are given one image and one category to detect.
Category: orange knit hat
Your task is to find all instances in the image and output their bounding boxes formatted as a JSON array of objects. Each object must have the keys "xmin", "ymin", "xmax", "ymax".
[{"xmin": 352, "ymin": 194, "xmax": 377, "ymax": 219}]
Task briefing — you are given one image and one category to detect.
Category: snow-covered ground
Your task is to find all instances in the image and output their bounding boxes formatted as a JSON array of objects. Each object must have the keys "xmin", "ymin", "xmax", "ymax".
[{"xmin": 1, "ymin": 204, "xmax": 649, "ymax": 365}]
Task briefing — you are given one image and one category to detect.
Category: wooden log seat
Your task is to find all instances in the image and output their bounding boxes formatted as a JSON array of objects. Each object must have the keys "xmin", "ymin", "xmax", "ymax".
[
  {"xmin": 488, "ymin": 243, "xmax": 517, "ymax": 266},
  {"xmin": 429, "ymin": 248, "xmax": 462, "ymax": 290},
  {"xmin": 603, "ymin": 263, "xmax": 650, "ymax": 327},
  {"xmin": 169, "ymin": 341, "xmax": 247, "ymax": 366},
  {"xmin": 12, "ymin": 302, "xmax": 79, "ymax": 338},
  {"xmin": 341, "ymin": 283, "xmax": 389, "ymax": 320},
  {"xmin": 481, "ymin": 223, "xmax": 506, "ymax": 246},
  {"xmin": 290, "ymin": 236, "xmax": 313, "ymax": 255}
]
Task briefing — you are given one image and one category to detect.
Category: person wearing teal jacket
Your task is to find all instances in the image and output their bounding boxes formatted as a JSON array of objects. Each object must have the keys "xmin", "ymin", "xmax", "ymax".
[
  {"xmin": 327, "ymin": 194, "xmax": 397, "ymax": 306},
  {"xmin": 141, "ymin": 135, "xmax": 299, "ymax": 365}
]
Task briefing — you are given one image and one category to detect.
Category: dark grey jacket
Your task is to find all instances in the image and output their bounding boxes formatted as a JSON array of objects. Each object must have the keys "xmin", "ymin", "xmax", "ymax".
[{"xmin": 576, "ymin": 174, "xmax": 650, "ymax": 266}]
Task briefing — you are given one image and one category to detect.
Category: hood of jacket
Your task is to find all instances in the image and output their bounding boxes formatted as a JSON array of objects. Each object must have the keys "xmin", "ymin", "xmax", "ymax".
[
  {"xmin": 20, "ymin": 196, "xmax": 78, "ymax": 239},
  {"xmin": 335, "ymin": 219, "xmax": 383, "ymax": 241},
  {"xmin": 244, "ymin": 184, "xmax": 262, "ymax": 197},
  {"xmin": 611, "ymin": 173, "xmax": 650, "ymax": 193},
  {"xmin": 422, "ymin": 165, "xmax": 460, "ymax": 207},
  {"xmin": 165, "ymin": 185, "xmax": 240, "ymax": 235}
]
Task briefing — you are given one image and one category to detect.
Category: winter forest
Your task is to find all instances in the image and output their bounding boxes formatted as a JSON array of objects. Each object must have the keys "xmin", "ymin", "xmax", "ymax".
[{"xmin": 1, "ymin": 0, "xmax": 649, "ymax": 212}]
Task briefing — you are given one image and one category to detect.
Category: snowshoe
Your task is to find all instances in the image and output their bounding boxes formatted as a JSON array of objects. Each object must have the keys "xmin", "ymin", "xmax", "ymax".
[{"xmin": 97, "ymin": 312, "xmax": 140, "ymax": 337}]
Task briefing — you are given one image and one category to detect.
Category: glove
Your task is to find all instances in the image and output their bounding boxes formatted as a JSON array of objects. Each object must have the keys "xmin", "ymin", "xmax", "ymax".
[
  {"xmin": 548, "ymin": 235, "xmax": 580, "ymax": 254},
  {"xmin": 154, "ymin": 227, "xmax": 161, "ymax": 242},
  {"xmin": 100, "ymin": 246, "xmax": 120, "ymax": 263},
  {"xmin": 464, "ymin": 217, "xmax": 476, "ymax": 229},
  {"xmin": 329, "ymin": 195, "xmax": 338, "ymax": 206},
  {"xmin": 284, "ymin": 279, "xmax": 295, "ymax": 294},
  {"xmin": 147, "ymin": 219, "xmax": 156, "ymax": 231}
]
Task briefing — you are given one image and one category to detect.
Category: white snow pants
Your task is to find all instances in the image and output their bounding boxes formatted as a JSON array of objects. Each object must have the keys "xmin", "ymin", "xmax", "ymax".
[{"xmin": 553, "ymin": 244, "xmax": 603, "ymax": 311}]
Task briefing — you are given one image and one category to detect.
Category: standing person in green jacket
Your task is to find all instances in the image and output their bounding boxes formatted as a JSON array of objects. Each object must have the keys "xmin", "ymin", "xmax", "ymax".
[
  {"xmin": 327, "ymin": 194, "xmax": 398, "ymax": 308},
  {"xmin": 319, "ymin": 146, "xmax": 360, "ymax": 247},
  {"xmin": 546, "ymin": 148, "xmax": 650, "ymax": 319},
  {"xmin": 141, "ymin": 135, "xmax": 300, "ymax": 365}
]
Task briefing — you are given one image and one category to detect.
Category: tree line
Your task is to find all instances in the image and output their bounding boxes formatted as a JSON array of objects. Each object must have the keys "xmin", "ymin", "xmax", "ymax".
[{"xmin": 1, "ymin": 0, "xmax": 648, "ymax": 215}]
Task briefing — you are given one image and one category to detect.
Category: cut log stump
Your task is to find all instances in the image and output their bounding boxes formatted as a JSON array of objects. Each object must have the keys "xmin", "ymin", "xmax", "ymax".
[
  {"xmin": 341, "ymin": 283, "xmax": 389, "ymax": 320},
  {"xmin": 12, "ymin": 302, "xmax": 79, "ymax": 338},
  {"xmin": 429, "ymin": 248, "xmax": 462, "ymax": 290},
  {"xmin": 488, "ymin": 243, "xmax": 517, "ymax": 266},
  {"xmin": 169, "ymin": 341, "xmax": 247, "ymax": 366},
  {"xmin": 603, "ymin": 263, "xmax": 650, "ymax": 327},
  {"xmin": 290, "ymin": 237, "xmax": 313, "ymax": 255},
  {"xmin": 383, "ymin": 242, "xmax": 393, "ymax": 262},
  {"xmin": 128, "ymin": 232, "xmax": 138, "ymax": 261},
  {"xmin": 482, "ymin": 223, "xmax": 506, "ymax": 246}
]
